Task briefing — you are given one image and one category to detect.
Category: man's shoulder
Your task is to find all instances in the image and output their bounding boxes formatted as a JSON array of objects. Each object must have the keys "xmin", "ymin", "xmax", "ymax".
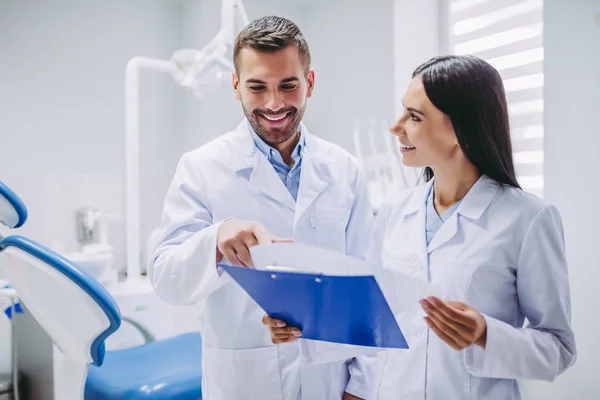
[
  {"xmin": 306, "ymin": 133, "xmax": 360, "ymax": 168},
  {"xmin": 181, "ymin": 128, "xmax": 245, "ymax": 164}
]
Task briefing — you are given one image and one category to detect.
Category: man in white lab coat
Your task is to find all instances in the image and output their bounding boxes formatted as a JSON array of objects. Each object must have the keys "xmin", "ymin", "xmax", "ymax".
[{"xmin": 148, "ymin": 16, "xmax": 378, "ymax": 400}]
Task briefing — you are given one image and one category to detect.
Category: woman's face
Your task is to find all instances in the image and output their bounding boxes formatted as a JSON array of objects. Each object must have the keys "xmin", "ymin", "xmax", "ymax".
[{"xmin": 389, "ymin": 76, "xmax": 462, "ymax": 168}]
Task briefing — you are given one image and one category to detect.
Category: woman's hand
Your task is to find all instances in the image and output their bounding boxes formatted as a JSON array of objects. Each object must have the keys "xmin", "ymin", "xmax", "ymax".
[
  {"xmin": 420, "ymin": 296, "xmax": 487, "ymax": 350},
  {"xmin": 262, "ymin": 314, "xmax": 302, "ymax": 344}
]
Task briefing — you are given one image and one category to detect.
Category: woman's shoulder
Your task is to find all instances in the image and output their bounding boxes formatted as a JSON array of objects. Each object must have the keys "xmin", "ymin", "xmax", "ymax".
[
  {"xmin": 497, "ymin": 183, "xmax": 557, "ymax": 216},
  {"xmin": 377, "ymin": 181, "xmax": 431, "ymax": 218},
  {"xmin": 492, "ymin": 184, "xmax": 564, "ymax": 236}
]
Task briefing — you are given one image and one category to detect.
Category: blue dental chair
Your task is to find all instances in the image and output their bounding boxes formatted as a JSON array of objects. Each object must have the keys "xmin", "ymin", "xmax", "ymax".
[{"xmin": 0, "ymin": 180, "xmax": 203, "ymax": 399}]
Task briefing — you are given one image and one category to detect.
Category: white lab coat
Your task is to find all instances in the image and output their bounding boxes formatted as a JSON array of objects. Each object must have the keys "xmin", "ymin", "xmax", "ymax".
[
  {"xmin": 370, "ymin": 175, "xmax": 576, "ymax": 399},
  {"xmin": 148, "ymin": 120, "xmax": 378, "ymax": 400}
]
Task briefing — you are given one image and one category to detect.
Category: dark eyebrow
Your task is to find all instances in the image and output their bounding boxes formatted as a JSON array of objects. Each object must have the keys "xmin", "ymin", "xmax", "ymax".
[
  {"xmin": 402, "ymin": 100, "xmax": 425, "ymax": 116},
  {"xmin": 407, "ymin": 107, "xmax": 425, "ymax": 116},
  {"xmin": 245, "ymin": 77, "xmax": 300, "ymax": 85}
]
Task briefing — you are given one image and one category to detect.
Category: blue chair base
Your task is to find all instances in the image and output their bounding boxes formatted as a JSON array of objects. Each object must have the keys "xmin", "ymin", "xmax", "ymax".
[{"xmin": 85, "ymin": 332, "xmax": 202, "ymax": 400}]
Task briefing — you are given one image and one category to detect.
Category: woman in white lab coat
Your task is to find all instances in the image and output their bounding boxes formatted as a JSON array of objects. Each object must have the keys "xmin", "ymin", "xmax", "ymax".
[{"xmin": 265, "ymin": 54, "xmax": 576, "ymax": 399}]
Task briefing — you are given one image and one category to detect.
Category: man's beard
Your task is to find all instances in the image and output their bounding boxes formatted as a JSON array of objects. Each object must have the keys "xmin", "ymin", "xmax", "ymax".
[{"xmin": 242, "ymin": 103, "xmax": 305, "ymax": 146}]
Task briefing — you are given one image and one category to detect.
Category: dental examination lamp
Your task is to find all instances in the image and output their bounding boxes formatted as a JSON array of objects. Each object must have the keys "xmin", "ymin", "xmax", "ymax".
[{"xmin": 125, "ymin": 0, "xmax": 249, "ymax": 285}]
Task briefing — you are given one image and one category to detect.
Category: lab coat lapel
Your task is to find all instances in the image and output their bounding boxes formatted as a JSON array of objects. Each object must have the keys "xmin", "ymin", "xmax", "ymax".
[
  {"xmin": 231, "ymin": 120, "xmax": 296, "ymax": 211},
  {"xmin": 408, "ymin": 206, "xmax": 429, "ymax": 270},
  {"xmin": 250, "ymin": 155, "xmax": 296, "ymax": 211},
  {"xmin": 427, "ymin": 174, "xmax": 500, "ymax": 253},
  {"xmin": 427, "ymin": 211, "xmax": 458, "ymax": 254},
  {"xmin": 293, "ymin": 131, "xmax": 332, "ymax": 225},
  {"xmin": 403, "ymin": 182, "xmax": 431, "ymax": 269}
]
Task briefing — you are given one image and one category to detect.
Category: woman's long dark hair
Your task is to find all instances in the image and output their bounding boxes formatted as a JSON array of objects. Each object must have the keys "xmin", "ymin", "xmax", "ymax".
[{"xmin": 413, "ymin": 55, "xmax": 520, "ymax": 188}]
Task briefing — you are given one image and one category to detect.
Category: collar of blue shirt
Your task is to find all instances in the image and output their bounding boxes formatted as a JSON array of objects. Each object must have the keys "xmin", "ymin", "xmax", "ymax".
[{"xmin": 247, "ymin": 121, "xmax": 305, "ymax": 170}]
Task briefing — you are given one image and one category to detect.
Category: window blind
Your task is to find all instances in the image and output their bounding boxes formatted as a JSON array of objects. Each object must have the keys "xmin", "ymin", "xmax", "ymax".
[{"xmin": 448, "ymin": 0, "xmax": 544, "ymax": 197}]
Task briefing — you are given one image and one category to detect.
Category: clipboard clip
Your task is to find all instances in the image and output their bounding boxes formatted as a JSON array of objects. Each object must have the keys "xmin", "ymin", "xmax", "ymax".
[{"xmin": 263, "ymin": 265, "xmax": 323, "ymax": 283}]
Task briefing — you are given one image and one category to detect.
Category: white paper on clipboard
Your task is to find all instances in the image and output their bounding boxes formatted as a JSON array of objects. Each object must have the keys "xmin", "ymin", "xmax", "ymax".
[
  {"xmin": 248, "ymin": 243, "xmax": 441, "ymax": 364},
  {"xmin": 251, "ymin": 242, "xmax": 370, "ymax": 276}
]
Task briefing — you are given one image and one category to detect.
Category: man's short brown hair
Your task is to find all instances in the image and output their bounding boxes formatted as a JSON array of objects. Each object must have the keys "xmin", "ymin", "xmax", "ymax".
[{"xmin": 233, "ymin": 16, "xmax": 311, "ymax": 74}]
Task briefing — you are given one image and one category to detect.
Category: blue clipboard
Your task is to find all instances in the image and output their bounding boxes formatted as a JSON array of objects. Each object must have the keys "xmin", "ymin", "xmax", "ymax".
[{"xmin": 219, "ymin": 263, "xmax": 408, "ymax": 349}]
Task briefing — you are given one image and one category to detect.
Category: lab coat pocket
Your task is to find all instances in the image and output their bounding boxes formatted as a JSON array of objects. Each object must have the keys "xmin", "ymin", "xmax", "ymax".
[
  {"xmin": 429, "ymin": 260, "xmax": 478, "ymax": 300},
  {"xmin": 203, "ymin": 345, "xmax": 283, "ymax": 400},
  {"xmin": 314, "ymin": 207, "xmax": 351, "ymax": 253}
]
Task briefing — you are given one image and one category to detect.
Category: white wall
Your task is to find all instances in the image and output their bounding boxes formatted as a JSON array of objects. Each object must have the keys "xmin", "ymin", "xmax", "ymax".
[
  {"xmin": 0, "ymin": 0, "xmax": 183, "ymax": 374},
  {"xmin": 393, "ymin": 0, "xmax": 440, "ymax": 116},
  {"xmin": 521, "ymin": 0, "xmax": 600, "ymax": 398},
  {"xmin": 181, "ymin": 0, "xmax": 395, "ymax": 154},
  {"xmin": 180, "ymin": 0, "xmax": 240, "ymax": 151},
  {"xmin": 301, "ymin": 0, "xmax": 394, "ymax": 152}
]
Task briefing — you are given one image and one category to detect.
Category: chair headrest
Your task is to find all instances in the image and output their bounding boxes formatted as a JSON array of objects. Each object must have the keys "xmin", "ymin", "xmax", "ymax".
[
  {"xmin": 0, "ymin": 235, "xmax": 121, "ymax": 366},
  {"xmin": 0, "ymin": 181, "xmax": 28, "ymax": 229}
]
